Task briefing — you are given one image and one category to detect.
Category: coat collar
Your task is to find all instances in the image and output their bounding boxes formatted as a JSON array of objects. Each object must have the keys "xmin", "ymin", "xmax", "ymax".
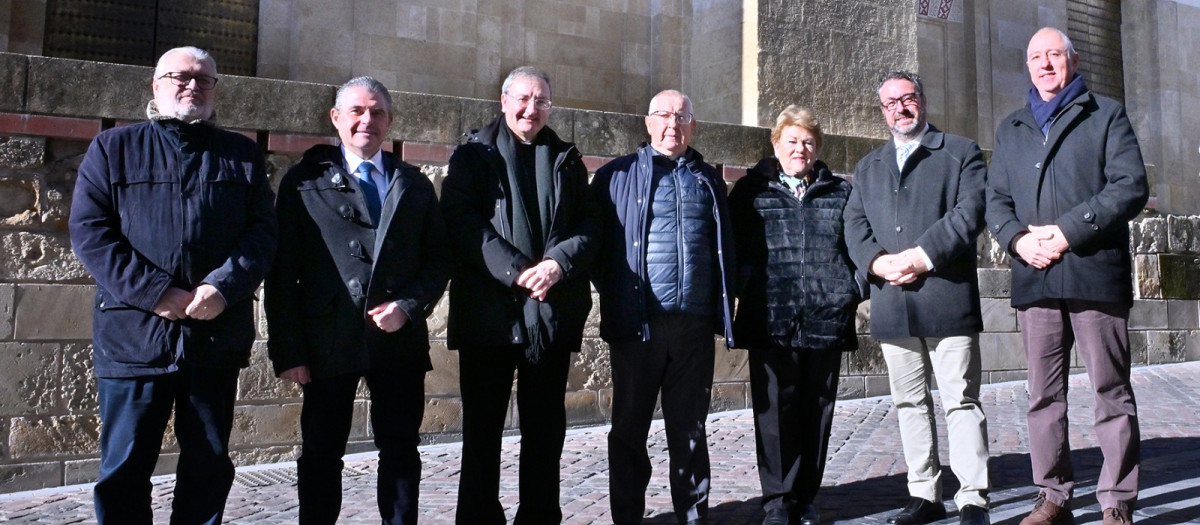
[{"xmin": 874, "ymin": 124, "xmax": 946, "ymax": 177}]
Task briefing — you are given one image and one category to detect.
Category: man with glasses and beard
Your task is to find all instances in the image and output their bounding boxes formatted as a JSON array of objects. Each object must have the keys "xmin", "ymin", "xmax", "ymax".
[
  {"xmin": 843, "ymin": 71, "xmax": 991, "ymax": 525},
  {"xmin": 70, "ymin": 46, "xmax": 276, "ymax": 525}
]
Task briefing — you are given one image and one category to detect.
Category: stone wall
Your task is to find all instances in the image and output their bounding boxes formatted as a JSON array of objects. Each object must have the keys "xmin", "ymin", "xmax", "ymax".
[{"xmin": 2, "ymin": 53, "xmax": 1199, "ymax": 494}]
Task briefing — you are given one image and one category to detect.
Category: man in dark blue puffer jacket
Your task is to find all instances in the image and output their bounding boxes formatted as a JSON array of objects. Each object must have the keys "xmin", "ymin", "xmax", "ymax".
[{"xmin": 590, "ymin": 89, "xmax": 736, "ymax": 525}]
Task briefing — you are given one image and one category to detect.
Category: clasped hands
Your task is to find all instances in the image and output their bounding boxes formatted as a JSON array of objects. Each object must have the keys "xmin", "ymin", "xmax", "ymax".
[
  {"xmin": 516, "ymin": 259, "xmax": 563, "ymax": 302},
  {"xmin": 871, "ymin": 248, "xmax": 930, "ymax": 286},
  {"xmin": 152, "ymin": 283, "xmax": 226, "ymax": 321},
  {"xmin": 1014, "ymin": 224, "xmax": 1069, "ymax": 269}
]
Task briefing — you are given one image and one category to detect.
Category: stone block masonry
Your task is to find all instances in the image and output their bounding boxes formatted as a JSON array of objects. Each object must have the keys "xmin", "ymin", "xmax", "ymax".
[{"xmin": 1, "ymin": 52, "xmax": 1198, "ymax": 494}]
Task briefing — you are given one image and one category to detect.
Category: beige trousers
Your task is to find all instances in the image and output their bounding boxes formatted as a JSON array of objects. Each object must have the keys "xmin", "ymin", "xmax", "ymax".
[{"xmin": 881, "ymin": 335, "xmax": 990, "ymax": 509}]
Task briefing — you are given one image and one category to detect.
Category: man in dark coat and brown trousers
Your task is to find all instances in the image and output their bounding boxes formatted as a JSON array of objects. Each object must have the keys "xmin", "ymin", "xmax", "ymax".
[
  {"xmin": 844, "ymin": 71, "xmax": 991, "ymax": 525},
  {"xmin": 266, "ymin": 76, "xmax": 449, "ymax": 525},
  {"xmin": 987, "ymin": 27, "xmax": 1147, "ymax": 525}
]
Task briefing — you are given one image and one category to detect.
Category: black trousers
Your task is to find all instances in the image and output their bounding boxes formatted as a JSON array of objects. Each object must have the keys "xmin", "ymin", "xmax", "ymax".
[
  {"xmin": 455, "ymin": 345, "xmax": 572, "ymax": 525},
  {"xmin": 749, "ymin": 347, "xmax": 842, "ymax": 513},
  {"xmin": 94, "ymin": 364, "xmax": 239, "ymax": 525},
  {"xmin": 609, "ymin": 314, "xmax": 715, "ymax": 525},
  {"xmin": 297, "ymin": 369, "xmax": 427, "ymax": 525}
]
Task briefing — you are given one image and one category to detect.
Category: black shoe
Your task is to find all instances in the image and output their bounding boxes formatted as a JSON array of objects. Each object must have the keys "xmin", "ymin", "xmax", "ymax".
[
  {"xmin": 887, "ymin": 498, "xmax": 948, "ymax": 525},
  {"xmin": 762, "ymin": 507, "xmax": 789, "ymax": 525},
  {"xmin": 959, "ymin": 505, "xmax": 990, "ymax": 525},
  {"xmin": 794, "ymin": 503, "xmax": 820, "ymax": 525}
]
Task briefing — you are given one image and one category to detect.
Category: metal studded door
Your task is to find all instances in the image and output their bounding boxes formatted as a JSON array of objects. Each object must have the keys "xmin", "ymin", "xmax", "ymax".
[{"xmin": 43, "ymin": 0, "xmax": 258, "ymax": 76}]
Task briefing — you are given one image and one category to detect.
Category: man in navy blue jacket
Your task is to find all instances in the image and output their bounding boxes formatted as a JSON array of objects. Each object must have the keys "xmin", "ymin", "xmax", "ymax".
[
  {"xmin": 590, "ymin": 90, "xmax": 736, "ymax": 525},
  {"xmin": 69, "ymin": 47, "xmax": 276, "ymax": 525}
]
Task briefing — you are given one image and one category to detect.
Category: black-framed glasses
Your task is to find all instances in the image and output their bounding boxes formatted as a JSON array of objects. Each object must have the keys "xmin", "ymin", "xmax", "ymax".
[
  {"xmin": 158, "ymin": 72, "xmax": 219, "ymax": 91},
  {"xmin": 510, "ymin": 95, "xmax": 552, "ymax": 111},
  {"xmin": 879, "ymin": 93, "xmax": 920, "ymax": 111},
  {"xmin": 648, "ymin": 111, "xmax": 694, "ymax": 125}
]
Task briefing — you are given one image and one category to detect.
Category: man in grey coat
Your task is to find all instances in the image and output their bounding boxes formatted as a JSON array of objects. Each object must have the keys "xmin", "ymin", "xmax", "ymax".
[
  {"xmin": 844, "ymin": 71, "xmax": 990, "ymax": 525},
  {"xmin": 987, "ymin": 28, "xmax": 1147, "ymax": 525}
]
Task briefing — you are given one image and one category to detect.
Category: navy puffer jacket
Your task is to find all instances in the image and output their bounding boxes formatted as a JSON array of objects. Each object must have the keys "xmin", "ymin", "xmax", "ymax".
[{"xmin": 645, "ymin": 156, "xmax": 717, "ymax": 317}]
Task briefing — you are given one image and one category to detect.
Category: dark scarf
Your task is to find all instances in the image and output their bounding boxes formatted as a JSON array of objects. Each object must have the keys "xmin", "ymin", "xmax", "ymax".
[
  {"xmin": 1028, "ymin": 73, "xmax": 1087, "ymax": 135},
  {"xmin": 496, "ymin": 123, "xmax": 556, "ymax": 363}
]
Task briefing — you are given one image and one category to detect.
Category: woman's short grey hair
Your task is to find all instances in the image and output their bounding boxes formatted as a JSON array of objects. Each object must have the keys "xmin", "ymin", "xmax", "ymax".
[
  {"xmin": 335, "ymin": 76, "xmax": 394, "ymax": 116},
  {"xmin": 154, "ymin": 46, "xmax": 217, "ymax": 78},
  {"xmin": 502, "ymin": 66, "xmax": 552, "ymax": 97},
  {"xmin": 877, "ymin": 70, "xmax": 924, "ymax": 98}
]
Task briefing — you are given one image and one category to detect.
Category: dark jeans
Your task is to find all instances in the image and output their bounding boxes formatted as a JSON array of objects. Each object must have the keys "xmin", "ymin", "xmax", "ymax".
[
  {"xmin": 749, "ymin": 347, "xmax": 842, "ymax": 513},
  {"xmin": 456, "ymin": 345, "xmax": 572, "ymax": 525},
  {"xmin": 1018, "ymin": 298, "xmax": 1140, "ymax": 512},
  {"xmin": 297, "ymin": 369, "xmax": 427, "ymax": 525},
  {"xmin": 609, "ymin": 314, "xmax": 715, "ymax": 525},
  {"xmin": 93, "ymin": 364, "xmax": 239, "ymax": 525}
]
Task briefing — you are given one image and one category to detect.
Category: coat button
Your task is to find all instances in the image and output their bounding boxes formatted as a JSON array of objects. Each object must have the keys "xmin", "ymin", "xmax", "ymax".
[
  {"xmin": 895, "ymin": 226, "xmax": 903, "ymax": 232},
  {"xmin": 1083, "ymin": 212, "xmax": 1093, "ymax": 220},
  {"xmin": 1035, "ymin": 162, "xmax": 1042, "ymax": 169},
  {"xmin": 349, "ymin": 240, "xmax": 360, "ymax": 250}
]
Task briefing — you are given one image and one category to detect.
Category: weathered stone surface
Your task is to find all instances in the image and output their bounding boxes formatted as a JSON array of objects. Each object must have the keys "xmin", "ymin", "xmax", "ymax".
[
  {"xmin": 988, "ymin": 370, "xmax": 1028, "ymax": 384},
  {"xmin": 1135, "ymin": 254, "xmax": 1161, "ymax": 299},
  {"xmin": 0, "ymin": 284, "xmax": 13, "ymax": 339},
  {"xmin": 0, "ymin": 136, "xmax": 45, "ymax": 169},
  {"xmin": 1158, "ymin": 253, "xmax": 1200, "ymax": 299},
  {"xmin": 390, "ymin": 91, "xmax": 463, "ymax": 144},
  {"xmin": 62, "ymin": 343, "xmax": 96, "ymax": 414},
  {"xmin": 0, "ymin": 462, "xmax": 61, "ymax": 492},
  {"xmin": 692, "ymin": 121, "xmax": 771, "ymax": 168},
  {"xmin": 1188, "ymin": 331, "xmax": 1200, "ymax": 362},
  {"xmin": 230, "ymin": 445, "xmax": 299, "ymax": 467},
  {"xmin": 0, "ymin": 53, "xmax": 28, "ymax": 112},
  {"xmin": 978, "ymin": 231, "xmax": 1009, "ymax": 268},
  {"xmin": 238, "ymin": 341, "xmax": 302, "ymax": 401},
  {"xmin": 427, "ymin": 295, "xmax": 449, "ymax": 339},
  {"xmin": 564, "ymin": 390, "xmax": 604, "ymax": 426},
  {"xmin": 8, "ymin": 415, "xmax": 100, "ymax": 458},
  {"xmin": 571, "ymin": 109, "xmax": 646, "ymax": 158},
  {"xmin": 710, "ymin": 382, "xmax": 748, "ymax": 412},
  {"xmin": 64, "ymin": 459, "xmax": 100, "ymax": 486},
  {"xmin": 855, "ymin": 300, "xmax": 871, "ymax": 335},
  {"xmin": 417, "ymin": 163, "xmax": 449, "ymax": 197},
  {"xmin": 864, "ymin": 375, "xmax": 892, "ymax": 398},
  {"xmin": 581, "ymin": 293, "xmax": 601, "ymax": 339},
  {"xmin": 1131, "ymin": 216, "xmax": 1168, "ymax": 253},
  {"xmin": 568, "ymin": 338, "xmax": 610, "ymax": 391},
  {"xmin": 1129, "ymin": 330, "xmax": 1150, "ymax": 365},
  {"xmin": 1167, "ymin": 300, "xmax": 1200, "ymax": 330},
  {"xmin": 980, "ymin": 332, "xmax": 1026, "ymax": 371},
  {"xmin": 1167, "ymin": 215, "xmax": 1200, "ymax": 253},
  {"xmin": 981, "ymin": 298, "xmax": 1017, "ymax": 332},
  {"xmin": 220, "ymin": 76, "xmax": 334, "ymax": 134},
  {"xmin": 0, "ymin": 178, "xmax": 37, "ymax": 225},
  {"xmin": 230, "ymin": 404, "xmax": 303, "ymax": 447},
  {"xmin": 0, "ymin": 342, "xmax": 58, "ymax": 414},
  {"xmin": 13, "ymin": 284, "xmax": 93, "ymax": 339},
  {"xmin": 0, "ymin": 232, "xmax": 89, "ymax": 281},
  {"xmin": 420, "ymin": 397, "xmax": 463, "ymax": 434},
  {"xmin": 713, "ymin": 347, "xmax": 749, "ymax": 383},
  {"xmin": 837, "ymin": 376, "xmax": 866, "ymax": 400},
  {"xmin": 847, "ymin": 336, "xmax": 885, "ymax": 374},
  {"xmin": 1145, "ymin": 330, "xmax": 1189, "ymax": 364},
  {"xmin": 425, "ymin": 341, "xmax": 459, "ymax": 396},
  {"xmin": 27, "ymin": 56, "xmax": 147, "ymax": 121},
  {"xmin": 977, "ymin": 268, "xmax": 1012, "ymax": 298},
  {"xmin": 1130, "ymin": 299, "xmax": 1169, "ymax": 330},
  {"xmin": 459, "ymin": 98, "xmax": 500, "ymax": 135}
]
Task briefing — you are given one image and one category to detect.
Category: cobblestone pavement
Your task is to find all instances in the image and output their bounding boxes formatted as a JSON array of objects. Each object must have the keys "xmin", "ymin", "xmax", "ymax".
[{"xmin": 3, "ymin": 362, "xmax": 1199, "ymax": 524}]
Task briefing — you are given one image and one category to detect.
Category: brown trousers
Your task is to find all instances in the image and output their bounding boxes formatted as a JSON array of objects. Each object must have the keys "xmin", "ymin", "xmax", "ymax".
[{"xmin": 1018, "ymin": 298, "xmax": 1140, "ymax": 512}]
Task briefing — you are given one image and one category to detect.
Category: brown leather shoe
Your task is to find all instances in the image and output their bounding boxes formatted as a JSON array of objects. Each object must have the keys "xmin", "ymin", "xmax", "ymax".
[
  {"xmin": 1019, "ymin": 493, "xmax": 1072, "ymax": 525},
  {"xmin": 1102, "ymin": 508, "xmax": 1133, "ymax": 524}
]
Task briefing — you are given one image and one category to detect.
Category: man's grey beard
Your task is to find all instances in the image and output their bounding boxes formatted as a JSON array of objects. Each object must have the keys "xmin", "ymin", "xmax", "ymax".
[{"xmin": 891, "ymin": 116, "xmax": 926, "ymax": 141}]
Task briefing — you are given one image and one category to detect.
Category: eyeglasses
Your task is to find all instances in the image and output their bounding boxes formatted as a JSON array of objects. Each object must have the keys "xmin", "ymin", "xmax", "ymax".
[
  {"xmin": 158, "ymin": 72, "xmax": 219, "ymax": 91},
  {"xmin": 648, "ymin": 111, "xmax": 694, "ymax": 125},
  {"xmin": 879, "ymin": 93, "xmax": 920, "ymax": 111},
  {"xmin": 509, "ymin": 95, "xmax": 552, "ymax": 111}
]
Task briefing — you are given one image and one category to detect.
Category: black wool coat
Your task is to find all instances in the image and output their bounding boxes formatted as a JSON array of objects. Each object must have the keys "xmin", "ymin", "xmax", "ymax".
[
  {"xmin": 266, "ymin": 145, "xmax": 449, "ymax": 379},
  {"xmin": 843, "ymin": 126, "xmax": 986, "ymax": 339},
  {"xmin": 986, "ymin": 90, "xmax": 1148, "ymax": 308},
  {"xmin": 440, "ymin": 118, "xmax": 600, "ymax": 351},
  {"xmin": 729, "ymin": 158, "xmax": 861, "ymax": 352}
]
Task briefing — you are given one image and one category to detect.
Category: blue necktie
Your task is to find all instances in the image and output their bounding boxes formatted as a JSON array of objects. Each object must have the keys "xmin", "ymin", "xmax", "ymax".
[
  {"xmin": 357, "ymin": 162, "xmax": 381, "ymax": 224},
  {"xmin": 897, "ymin": 142, "xmax": 918, "ymax": 170}
]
